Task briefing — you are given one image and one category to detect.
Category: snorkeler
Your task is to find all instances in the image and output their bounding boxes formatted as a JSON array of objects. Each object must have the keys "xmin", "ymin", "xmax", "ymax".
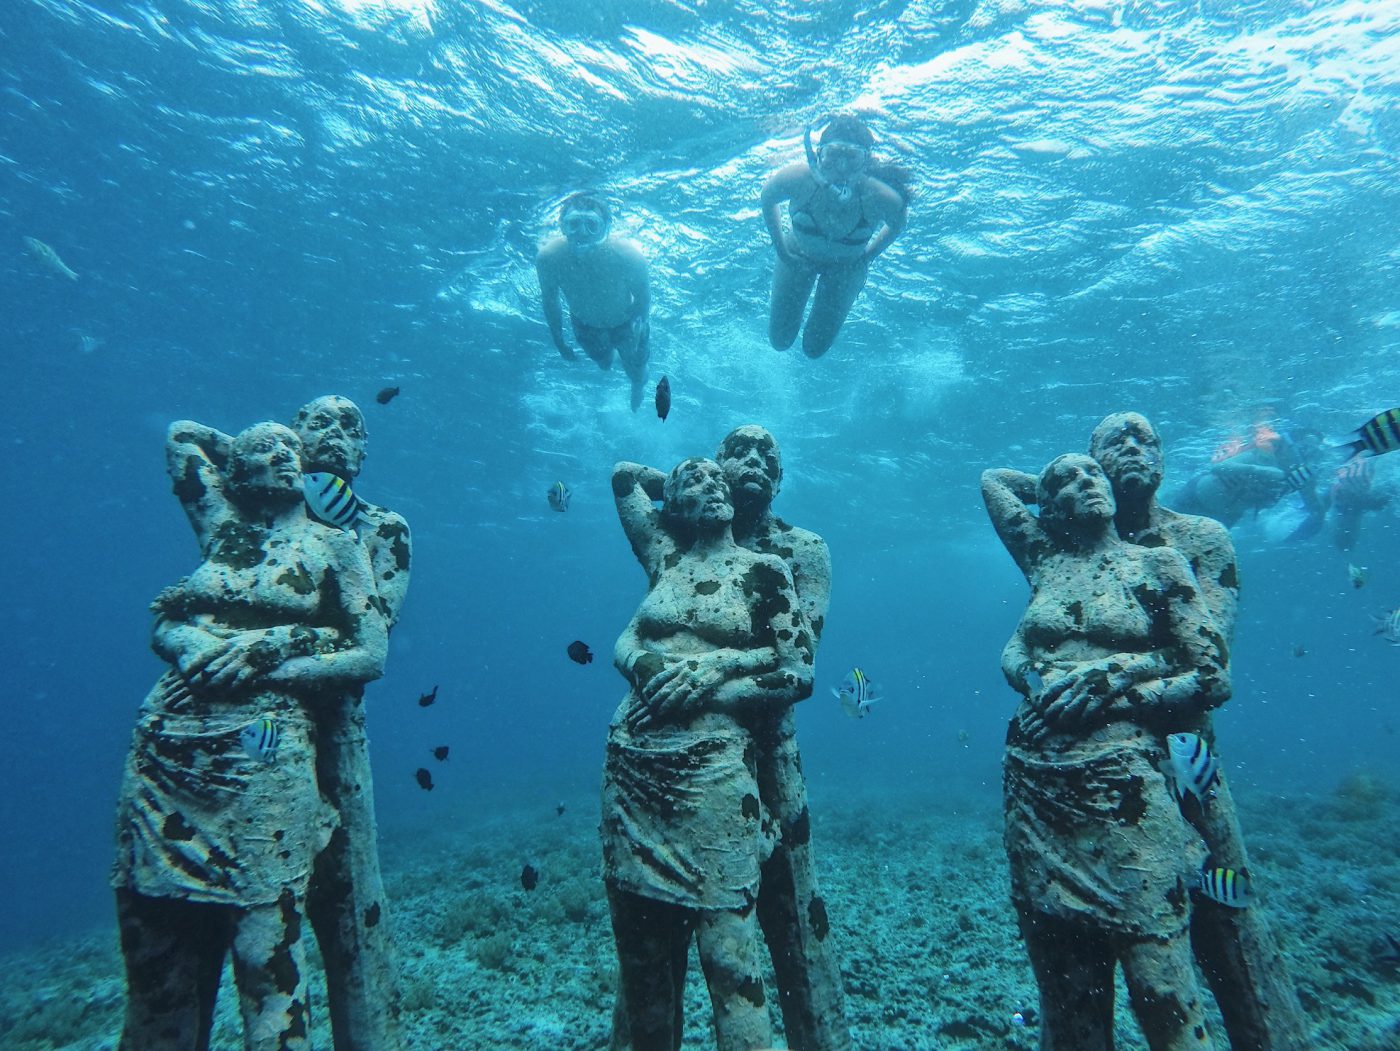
[
  {"xmin": 760, "ymin": 113, "xmax": 909, "ymax": 359},
  {"xmin": 535, "ymin": 192, "xmax": 652, "ymax": 410}
]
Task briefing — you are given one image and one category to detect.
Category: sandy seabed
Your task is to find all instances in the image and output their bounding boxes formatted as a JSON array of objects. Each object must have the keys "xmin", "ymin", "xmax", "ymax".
[{"xmin": 4, "ymin": 779, "xmax": 1398, "ymax": 1050}]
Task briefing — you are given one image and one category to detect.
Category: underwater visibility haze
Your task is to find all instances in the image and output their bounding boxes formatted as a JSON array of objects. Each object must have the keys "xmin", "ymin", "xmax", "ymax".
[{"xmin": 3, "ymin": 0, "xmax": 1400, "ymax": 1047}]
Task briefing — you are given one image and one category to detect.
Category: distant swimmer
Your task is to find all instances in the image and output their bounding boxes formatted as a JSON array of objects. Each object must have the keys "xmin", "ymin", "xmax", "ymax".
[
  {"xmin": 535, "ymin": 193, "xmax": 652, "ymax": 410},
  {"xmin": 761, "ymin": 113, "xmax": 909, "ymax": 358},
  {"xmin": 24, "ymin": 236, "xmax": 78, "ymax": 281}
]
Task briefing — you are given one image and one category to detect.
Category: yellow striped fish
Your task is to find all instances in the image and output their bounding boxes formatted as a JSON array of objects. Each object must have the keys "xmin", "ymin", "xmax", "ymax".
[
  {"xmin": 1198, "ymin": 866, "xmax": 1252, "ymax": 908},
  {"xmin": 240, "ymin": 717, "xmax": 280, "ymax": 763},
  {"xmin": 1333, "ymin": 407, "xmax": 1400, "ymax": 461},
  {"xmin": 832, "ymin": 667, "xmax": 882, "ymax": 719},
  {"xmin": 547, "ymin": 481, "xmax": 571, "ymax": 512},
  {"xmin": 303, "ymin": 472, "xmax": 368, "ymax": 530}
]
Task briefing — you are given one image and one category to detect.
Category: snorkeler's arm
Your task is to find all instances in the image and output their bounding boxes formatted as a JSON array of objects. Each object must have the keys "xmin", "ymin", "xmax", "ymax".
[
  {"xmin": 980, "ymin": 468, "xmax": 1046, "ymax": 580},
  {"xmin": 621, "ymin": 242, "xmax": 651, "ymax": 324},
  {"xmin": 165, "ymin": 420, "xmax": 235, "ymax": 554},
  {"xmin": 760, "ymin": 164, "xmax": 808, "ymax": 263},
  {"xmin": 267, "ymin": 534, "xmax": 389, "ymax": 688},
  {"xmin": 612, "ymin": 461, "xmax": 671, "ymax": 581},
  {"xmin": 860, "ymin": 182, "xmax": 908, "ymax": 263},
  {"xmin": 534, "ymin": 242, "xmax": 575, "ymax": 359}
]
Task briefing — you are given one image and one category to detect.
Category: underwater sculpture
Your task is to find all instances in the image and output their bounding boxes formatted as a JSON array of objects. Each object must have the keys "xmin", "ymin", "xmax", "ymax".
[
  {"xmin": 112, "ymin": 422, "xmax": 390, "ymax": 1051},
  {"xmin": 601, "ymin": 457, "xmax": 815, "ymax": 1051},
  {"xmin": 610, "ymin": 425, "xmax": 851, "ymax": 1050},
  {"xmin": 983, "ymin": 452, "xmax": 1230, "ymax": 1050},
  {"xmin": 996, "ymin": 412, "xmax": 1308, "ymax": 1049},
  {"xmin": 159, "ymin": 395, "xmax": 413, "ymax": 1050}
]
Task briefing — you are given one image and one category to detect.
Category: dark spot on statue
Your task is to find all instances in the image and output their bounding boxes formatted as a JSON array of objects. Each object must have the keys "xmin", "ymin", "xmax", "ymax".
[
  {"xmin": 163, "ymin": 812, "xmax": 197, "ymax": 841},
  {"xmin": 1166, "ymin": 877, "xmax": 1188, "ymax": 913},
  {"xmin": 694, "ymin": 579, "xmax": 720, "ymax": 596},
  {"xmin": 737, "ymin": 976, "xmax": 765, "ymax": 1008},
  {"xmin": 365, "ymin": 901, "xmax": 381, "ymax": 928},
  {"xmin": 687, "ymin": 660, "xmax": 699, "ymax": 671},
  {"xmin": 172, "ymin": 459, "xmax": 207, "ymax": 506},
  {"xmin": 273, "ymin": 829, "xmax": 285, "ymax": 842},
  {"xmin": 377, "ymin": 518, "xmax": 412, "ymax": 573},
  {"xmin": 1113, "ymin": 775, "xmax": 1148, "ymax": 826},
  {"xmin": 1219, "ymin": 562, "xmax": 1239, "ymax": 591},
  {"xmin": 741, "ymin": 793, "xmax": 761, "ymax": 820},
  {"xmin": 1065, "ymin": 600, "xmax": 1084, "ymax": 626},
  {"xmin": 209, "ymin": 520, "xmax": 267, "ymax": 570},
  {"xmin": 808, "ymin": 896, "xmax": 830, "ymax": 940},
  {"xmin": 777, "ymin": 628, "xmax": 792, "ymax": 641},
  {"xmin": 611, "ymin": 473, "xmax": 634, "ymax": 498},
  {"xmin": 663, "ymin": 550, "xmax": 682, "ymax": 572},
  {"xmin": 742, "ymin": 561, "xmax": 791, "ymax": 643},
  {"xmin": 788, "ymin": 806, "xmax": 811, "ymax": 847},
  {"xmin": 276, "ymin": 563, "xmax": 316, "ymax": 596},
  {"xmin": 1195, "ymin": 1025, "xmax": 1206, "ymax": 1041},
  {"xmin": 368, "ymin": 594, "xmax": 391, "ymax": 619},
  {"xmin": 268, "ymin": 888, "xmax": 304, "ymax": 996},
  {"xmin": 810, "ymin": 614, "xmax": 824, "ymax": 639},
  {"xmin": 1136, "ymin": 531, "xmax": 1166, "ymax": 548}
]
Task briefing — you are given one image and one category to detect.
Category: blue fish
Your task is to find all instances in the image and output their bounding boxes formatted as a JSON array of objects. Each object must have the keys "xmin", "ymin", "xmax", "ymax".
[
  {"xmin": 240, "ymin": 717, "xmax": 280, "ymax": 763},
  {"xmin": 303, "ymin": 472, "xmax": 368, "ymax": 530},
  {"xmin": 547, "ymin": 481, "xmax": 571, "ymax": 512},
  {"xmin": 832, "ymin": 667, "xmax": 881, "ymax": 719},
  {"xmin": 1160, "ymin": 732, "xmax": 1220, "ymax": 806},
  {"xmin": 1198, "ymin": 866, "xmax": 1252, "ymax": 908}
]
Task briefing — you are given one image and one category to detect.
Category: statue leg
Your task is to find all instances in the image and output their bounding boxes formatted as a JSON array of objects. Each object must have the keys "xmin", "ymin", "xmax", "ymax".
[
  {"xmin": 608, "ymin": 885, "xmax": 693, "ymax": 1051},
  {"xmin": 755, "ymin": 728, "xmax": 852, "ymax": 1050},
  {"xmin": 1119, "ymin": 931, "xmax": 1215, "ymax": 1050},
  {"xmin": 1185, "ymin": 773, "xmax": 1309, "ymax": 1050},
  {"xmin": 229, "ymin": 889, "xmax": 313, "ymax": 1051},
  {"xmin": 1018, "ymin": 908, "xmax": 1116, "ymax": 1051},
  {"xmin": 306, "ymin": 699, "xmax": 403, "ymax": 1050},
  {"xmin": 116, "ymin": 888, "xmax": 228, "ymax": 1051},
  {"xmin": 695, "ymin": 905, "xmax": 774, "ymax": 1051}
]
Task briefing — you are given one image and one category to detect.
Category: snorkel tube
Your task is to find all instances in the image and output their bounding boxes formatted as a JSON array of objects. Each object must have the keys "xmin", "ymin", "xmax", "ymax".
[{"xmin": 803, "ymin": 115, "xmax": 855, "ymax": 203}]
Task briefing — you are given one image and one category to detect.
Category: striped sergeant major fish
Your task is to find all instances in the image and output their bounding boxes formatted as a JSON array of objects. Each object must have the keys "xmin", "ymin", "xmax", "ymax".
[
  {"xmin": 1198, "ymin": 866, "xmax": 1253, "ymax": 908},
  {"xmin": 303, "ymin": 472, "xmax": 369, "ymax": 530},
  {"xmin": 1160, "ymin": 732, "xmax": 1220, "ymax": 806},
  {"xmin": 832, "ymin": 667, "xmax": 881, "ymax": 719},
  {"xmin": 1283, "ymin": 463, "xmax": 1314, "ymax": 491},
  {"xmin": 1332, "ymin": 407, "xmax": 1400, "ymax": 461},
  {"xmin": 240, "ymin": 717, "xmax": 280, "ymax": 763},
  {"xmin": 23, "ymin": 236, "xmax": 79, "ymax": 281},
  {"xmin": 547, "ymin": 481, "xmax": 571, "ymax": 512}
]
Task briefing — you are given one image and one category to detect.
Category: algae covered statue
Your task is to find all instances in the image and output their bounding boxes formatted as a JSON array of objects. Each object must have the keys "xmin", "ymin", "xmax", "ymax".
[
  {"xmin": 982, "ymin": 452, "xmax": 1230, "ymax": 1050},
  {"xmin": 601, "ymin": 457, "xmax": 815, "ymax": 1051},
  {"xmin": 161, "ymin": 394, "xmax": 412, "ymax": 1050},
  {"xmin": 112, "ymin": 422, "xmax": 390, "ymax": 1051},
  {"xmin": 996, "ymin": 413, "xmax": 1307, "ymax": 1050},
  {"xmin": 610, "ymin": 425, "xmax": 851, "ymax": 1050}
]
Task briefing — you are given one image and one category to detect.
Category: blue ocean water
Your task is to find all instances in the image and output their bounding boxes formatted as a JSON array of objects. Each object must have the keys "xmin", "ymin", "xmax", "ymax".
[{"xmin": 2, "ymin": 0, "xmax": 1397, "ymax": 1003}]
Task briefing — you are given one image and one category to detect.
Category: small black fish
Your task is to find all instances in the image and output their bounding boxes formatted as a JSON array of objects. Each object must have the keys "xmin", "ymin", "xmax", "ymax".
[
  {"xmin": 376, "ymin": 386, "xmax": 400, "ymax": 405},
  {"xmin": 415, "ymin": 768, "xmax": 434, "ymax": 791},
  {"xmin": 432, "ymin": 746, "xmax": 449, "ymax": 762},
  {"xmin": 556, "ymin": 802, "xmax": 566, "ymax": 817},
  {"xmin": 417, "ymin": 685, "xmax": 439, "ymax": 708},
  {"xmin": 655, "ymin": 376, "xmax": 671, "ymax": 422},
  {"xmin": 567, "ymin": 641, "xmax": 593, "ymax": 665},
  {"xmin": 520, "ymin": 863, "xmax": 539, "ymax": 891},
  {"xmin": 1291, "ymin": 643, "xmax": 1306, "ymax": 658}
]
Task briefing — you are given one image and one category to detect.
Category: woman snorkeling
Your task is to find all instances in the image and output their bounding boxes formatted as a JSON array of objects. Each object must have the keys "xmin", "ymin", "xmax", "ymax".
[{"xmin": 761, "ymin": 113, "xmax": 909, "ymax": 358}]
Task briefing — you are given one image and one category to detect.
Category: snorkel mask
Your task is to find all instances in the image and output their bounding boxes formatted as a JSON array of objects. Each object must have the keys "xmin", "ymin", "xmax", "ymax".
[
  {"xmin": 804, "ymin": 114, "xmax": 871, "ymax": 203},
  {"xmin": 559, "ymin": 194, "xmax": 612, "ymax": 249}
]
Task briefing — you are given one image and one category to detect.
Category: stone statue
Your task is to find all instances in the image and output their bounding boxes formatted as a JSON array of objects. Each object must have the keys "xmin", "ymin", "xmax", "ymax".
[
  {"xmin": 113, "ymin": 422, "xmax": 390, "ymax": 1051},
  {"xmin": 602, "ymin": 457, "xmax": 814, "ymax": 1051},
  {"xmin": 610, "ymin": 425, "xmax": 850, "ymax": 1050},
  {"xmin": 983, "ymin": 452, "xmax": 1230, "ymax": 1050},
  {"xmin": 160, "ymin": 394, "xmax": 411, "ymax": 1050},
  {"xmin": 994, "ymin": 413, "xmax": 1307, "ymax": 1049}
]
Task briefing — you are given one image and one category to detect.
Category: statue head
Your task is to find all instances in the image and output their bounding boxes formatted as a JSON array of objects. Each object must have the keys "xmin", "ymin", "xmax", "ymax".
[
  {"xmin": 1037, "ymin": 453, "xmax": 1116, "ymax": 535},
  {"xmin": 291, "ymin": 396, "xmax": 367, "ymax": 478},
  {"xmin": 662, "ymin": 458, "xmax": 734, "ymax": 530},
  {"xmin": 716, "ymin": 425, "xmax": 782, "ymax": 514},
  {"xmin": 1089, "ymin": 411, "xmax": 1163, "ymax": 503},
  {"xmin": 227, "ymin": 422, "xmax": 304, "ymax": 508}
]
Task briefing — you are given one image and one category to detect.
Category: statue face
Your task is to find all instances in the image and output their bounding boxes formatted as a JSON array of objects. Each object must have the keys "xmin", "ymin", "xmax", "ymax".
[
  {"xmin": 1091, "ymin": 413, "xmax": 1163, "ymax": 498},
  {"xmin": 667, "ymin": 459, "xmax": 734, "ymax": 527},
  {"xmin": 292, "ymin": 397, "xmax": 367, "ymax": 477},
  {"xmin": 230, "ymin": 423, "xmax": 304, "ymax": 501},
  {"xmin": 716, "ymin": 427, "xmax": 782, "ymax": 509},
  {"xmin": 1040, "ymin": 455, "xmax": 1116, "ymax": 527}
]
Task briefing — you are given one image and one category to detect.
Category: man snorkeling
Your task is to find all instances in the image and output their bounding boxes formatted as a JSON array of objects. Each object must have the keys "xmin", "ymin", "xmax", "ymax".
[
  {"xmin": 536, "ymin": 192, "xmax": 652, "ymax": 410},
  {"xmin": 761, "ymin": 113, "xmax": 909, "ymax": 359}
]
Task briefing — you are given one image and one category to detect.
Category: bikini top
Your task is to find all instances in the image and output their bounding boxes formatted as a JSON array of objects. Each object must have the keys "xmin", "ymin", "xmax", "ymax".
[{"xmin": 789, "ymin": 188, "xmax": 876, "ymax": 247}]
